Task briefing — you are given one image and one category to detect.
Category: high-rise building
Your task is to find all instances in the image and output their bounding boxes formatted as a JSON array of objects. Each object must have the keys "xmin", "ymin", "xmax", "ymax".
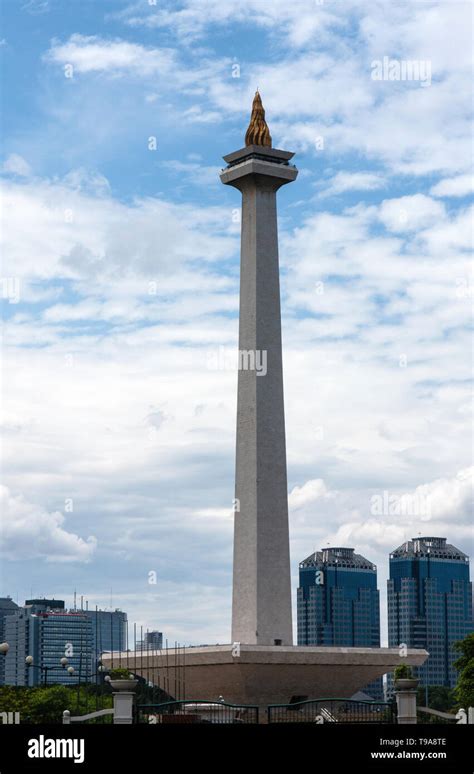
[
  {"xmin": 136, "ymin": 630, "xmax": 163, "ymax": 651},
  {"xmin": 2, "ymin": 598, "xmax": 128, "ymax": 685},
  {"xmin": 0, "ymin": 597, "xmax": 19, "ymax": 685},
  {"xmin": 298, "ymin": 547, "xmax": 380, "ymax": 647},
  {"xmin": 388, "ymin": 536, "xmax": 473, "ymax": 690},
  {"xmin": 82, "ymin": 608, "xmax": 128, "ymax": 659},
  {"xmin": 4, "ymin": 599, "xmax": 92, "ymax": 686},
  {"xmin": 4, "ymin": 605, "xmax": 32, "ymax": 686},
  {"xmin": 297, "ymin": 547, "xmax": 382, "ymax": 698}
]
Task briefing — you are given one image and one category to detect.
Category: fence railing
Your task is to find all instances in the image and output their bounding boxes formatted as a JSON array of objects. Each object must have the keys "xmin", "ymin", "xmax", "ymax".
[
  {"xmin": 136, "ymin": 700, "xmax": 259, "ymax": 724},
  {"xmin": 63, "ymin": 708, "xmax": 114, "ymax": 724},
  {"xmin": 418, "ymin": 706, "xmax": 473, "ymax": 724},
  {"xmin": 267, "ymin": 698, "xmax": 396, "ymax": 724}
]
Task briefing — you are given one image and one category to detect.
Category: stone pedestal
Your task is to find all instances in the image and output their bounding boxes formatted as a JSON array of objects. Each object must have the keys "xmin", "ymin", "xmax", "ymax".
[
  {"xmin": 104, "ymin": 644, "xmax": 428, "ymax": 708},
  {"xmin": 395, "ymin": 689, "xmax": 418, "ymax": 724},
  {"xmin": 113, "ymin": 691, "xmax": 135, "ymax": 725}
]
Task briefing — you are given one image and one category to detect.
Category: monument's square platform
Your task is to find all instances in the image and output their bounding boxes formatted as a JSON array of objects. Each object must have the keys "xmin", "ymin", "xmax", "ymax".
[{"xmin": 103, "ymin": 644, "xmax": 428, "ymax": 706}]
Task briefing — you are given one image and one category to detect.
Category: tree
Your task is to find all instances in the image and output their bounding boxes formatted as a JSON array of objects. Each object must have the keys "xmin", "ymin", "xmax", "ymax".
[
  {"xmin": 28, "ymin": 686, "xmax": 70, "ymax": 723},
  {"xmin": 453, "ymin": 632, "xmax": 474, "ymax": 709},
  {"xmin": 417, "ymin": 685, "xmax": 454, "ymax": 712},
  {"xmin": 0, "ymin": 684, "xmax": 113, "ymax": 723}
]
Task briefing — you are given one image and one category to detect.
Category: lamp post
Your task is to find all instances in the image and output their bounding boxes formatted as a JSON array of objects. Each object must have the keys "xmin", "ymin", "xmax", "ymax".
[{"xmin": 26, "ymin": 655, "xmax": 75, "ymax": 686}]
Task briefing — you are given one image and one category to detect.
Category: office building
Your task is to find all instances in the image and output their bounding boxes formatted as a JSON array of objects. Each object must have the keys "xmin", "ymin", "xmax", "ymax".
[
  {"xmin": 0, "ymin": 597, "xmax": 19, "ymax": 685},
  {"xmin": 297, "ymin": 546, "xmax": 382, "ymax": 698},
  {"xmin": 388, "ymin": 536, "xmax": 473, "ymax": 689},
  {"xmin": 4, "ymin": 599, "xmax": 92, "ymax": 686}
]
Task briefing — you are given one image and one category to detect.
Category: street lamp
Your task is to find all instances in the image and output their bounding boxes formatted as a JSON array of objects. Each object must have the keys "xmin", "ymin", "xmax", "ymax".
[
  {"xmin": 0, "ymin": 642, "xmax": 9, "ymax": 655},
  {"xmin": 26, "ymin": 656, "xmax": 75, "ymax": 686}
]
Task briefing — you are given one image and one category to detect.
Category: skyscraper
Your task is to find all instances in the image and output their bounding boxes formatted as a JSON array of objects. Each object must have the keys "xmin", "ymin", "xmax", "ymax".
[
  {"xmin": 3, "ymin": 599, "xmax": 129, "ymax": 685},
  {"xmin": 388, "ymin": 536, "xmax": 473, "ymax": 689},
  {"xmin": 0, "ymin": 597, "xmax": 19, "ymax": 685},
  {"xmin": 298, "ymin": 547, "xmax": 381, "ymax": 647},
  {"xmin": 297, "ymin": 547, "xmax": 382, "ymax": 697},
  {"xmin": 82, "ymin": 608, "xmax": 128, "ymax": 660},
  {"xmin": 4, "ymin": 600, "xmax": 92, "ymax": 686},
  {"xmin": 136, "ymin": 630, "xmax": 163, "ymax": 651}
]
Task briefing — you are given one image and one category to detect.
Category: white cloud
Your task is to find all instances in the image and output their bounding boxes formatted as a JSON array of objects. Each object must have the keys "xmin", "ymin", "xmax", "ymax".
[
  {"xmin": 1, "ymin": 175, "xmax": 236, "ymax": 281},
  {"xmin": 2, "ymin": 154, "xmax": 32, "ymax": 177},
  {"xmin": 162, "ymin": 159, "xmax": 221, "ymax": 186},
  {"xmin": 330, "ymin": 468, "xmax": 474, "ymax": 550},
  {"xmin": 289, "ymin": 479, "xmax": 329, "ymax": 510},
  {"xmin": 22, "ymin": 0, "xmax": 50, "ymax": 15},
  {"xmin": 45, "ymin": 34, "xmax": 177, "ymax": 76},
  {"xmin": 407, "ymin": 466, "xmax": 474, "ymax": 522},
  {"xmin": 319, "ymin": 172, "xmax": 386, "ymax": 197},
  {"xmin": 118, "ymin": 0, "xmax": 342, "ymax": 45},
  {"xmin": 378, "ymin": 194, "xmax": 445, "ymax": 232},
  {"xmin": 0, "ymin": 486, "xmax": 97, "ymax": 562},
  {"xmin": 431, "ymin": 174, "xmax": 474, "ymax": 198}
]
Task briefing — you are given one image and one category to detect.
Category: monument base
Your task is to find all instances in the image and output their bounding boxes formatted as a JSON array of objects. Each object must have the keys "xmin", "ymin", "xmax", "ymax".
[{"xmin": 103, "ymin": 644, "xmax": 428, "ymax": 707}]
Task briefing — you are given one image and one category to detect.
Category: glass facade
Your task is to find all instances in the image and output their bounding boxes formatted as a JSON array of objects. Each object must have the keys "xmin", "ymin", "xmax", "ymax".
[
  {"xmin": 297, "ymin": 547, "xmax": 382, "ymax": 698},
  {"xmin": 388, "ymin": 536, "xmax": 473, "ymax": 689},
  {"xmin": 83, "ymin": 609, "xmax": 128, "ymax": 661},
  {"xmin": 4, "ymin": 600, "xmax": 91, "ymax": 685},
  {"xmin": 0, "ymin": 597, "xmax": 19, "ymax": 685},
  {"xmin": 4, "ymin": 607, "xmax": 31, "ymax": 686},
  {"xmin": 136, "ymin": 630, "xmax": 163, "ymax": 651},
  {"xmin": 2, "ymin": 600, "xmax": 129, "ymax": 685},
  {"xmin": 36, "ymin": 612, "xmax": 92, "ymax": 685}
]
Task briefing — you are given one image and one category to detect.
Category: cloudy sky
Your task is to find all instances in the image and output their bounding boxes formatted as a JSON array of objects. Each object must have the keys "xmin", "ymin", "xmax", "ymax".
[{"xmin": 1, "ymin": 0, "xmax": 472, "ymax": 646}]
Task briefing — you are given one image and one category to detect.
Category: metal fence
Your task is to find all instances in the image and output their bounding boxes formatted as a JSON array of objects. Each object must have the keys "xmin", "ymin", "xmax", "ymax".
[
  {"xmin": 103, "ymin": 629, "xmax": 187, "ymax": 705},
  {"xmin": 136, "ymin": 700, "xmax": 259, "ymax": 724},
  {"xmin": 267, "ymin": 698, "xmax": 396, "ymax": 724}
]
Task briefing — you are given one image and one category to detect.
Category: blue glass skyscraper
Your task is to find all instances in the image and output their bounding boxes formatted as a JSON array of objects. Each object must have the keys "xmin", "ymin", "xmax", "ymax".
[
  {"xmin": 388, "ymin": 536, "xmax": 473, "ymax": 689},
  {"xmin": 298, "ymin": 547, "xmax": 380, "ymax": 647},
  {"xmin": 297, "ymin": 547, "xmax": 382, "ymax": 697}
]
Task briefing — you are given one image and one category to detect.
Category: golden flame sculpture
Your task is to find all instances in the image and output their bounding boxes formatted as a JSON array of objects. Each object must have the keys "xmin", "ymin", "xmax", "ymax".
[{"xmin": 244, "ymin": 91, "xmax": 272, "ymax": 147}]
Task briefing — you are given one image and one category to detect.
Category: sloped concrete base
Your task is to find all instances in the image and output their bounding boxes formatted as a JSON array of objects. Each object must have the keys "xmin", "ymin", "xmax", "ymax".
[{"xmin": 103, "ymin": 644, "xmax": 428, "ymax": 706}]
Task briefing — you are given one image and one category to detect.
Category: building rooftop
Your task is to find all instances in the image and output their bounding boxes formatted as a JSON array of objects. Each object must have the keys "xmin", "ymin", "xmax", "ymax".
[
  {"xmin": 25, "ymin": 598, "xmax": 65, "ymax": 609},
  {"xmin": 0, "ymin": 597, "xmax": 19, "ymax": 611},
  {"xmin": 300, "ymin": 547, "xmax": 376, "ymax": 571},
  {"xmin": 390, "ymin": 537, "xmax": 469, "ymax": 561}
]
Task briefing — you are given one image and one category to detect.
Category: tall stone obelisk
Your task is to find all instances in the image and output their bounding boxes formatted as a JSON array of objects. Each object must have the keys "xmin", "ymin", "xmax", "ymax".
[{"xmin": 220, "ymin": 92, "xmax": 297, "ymax": 646}]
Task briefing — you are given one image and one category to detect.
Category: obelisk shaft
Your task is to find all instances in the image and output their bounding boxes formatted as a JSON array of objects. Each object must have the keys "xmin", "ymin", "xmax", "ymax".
[{"xmin": 221, "ymin": 143, "xmax": 297, "ymax": 646}]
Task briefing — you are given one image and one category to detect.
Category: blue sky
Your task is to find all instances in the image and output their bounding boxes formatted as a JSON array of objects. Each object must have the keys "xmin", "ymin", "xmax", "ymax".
[{"xmin": 1, "ymin": 0, "xmax": 473, "ymax": 645}]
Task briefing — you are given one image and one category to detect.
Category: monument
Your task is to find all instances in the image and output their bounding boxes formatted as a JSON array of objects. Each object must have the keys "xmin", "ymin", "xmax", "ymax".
[
  {"xmin": 103, "ymin": 94, "xmax": 427, "ymax": 707},
  {"xmin": 220, "ymin": 91, "xmax": 295, "ymax": 646}
]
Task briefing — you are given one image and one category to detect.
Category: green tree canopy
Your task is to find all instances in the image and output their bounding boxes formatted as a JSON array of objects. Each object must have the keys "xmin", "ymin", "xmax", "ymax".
[{"xmin": 453, "ymin": 632, "xmax": 474, "ymax": 709}]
